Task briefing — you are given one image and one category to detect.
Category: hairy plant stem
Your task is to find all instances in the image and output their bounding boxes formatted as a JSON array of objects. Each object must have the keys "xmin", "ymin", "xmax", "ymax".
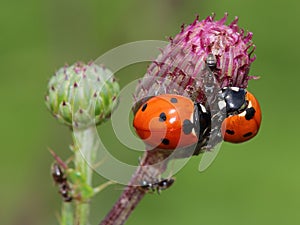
[
  {"xmin": 61, "ymin": 202, "xmax": 74, "ymax": 225},
  {"xmin": 73, "ymin": 126, "xmax": 97, "ymax": 225},
  {"xmin": 99, "ymin": 149, "xmax": 172, "ymax": 225},
  {"xmin": 60, "ymin": 126, "xmax": 98, "ymax": 225}
]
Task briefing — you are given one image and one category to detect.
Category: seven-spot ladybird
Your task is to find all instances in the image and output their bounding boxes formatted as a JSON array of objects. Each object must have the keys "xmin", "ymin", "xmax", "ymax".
[
  {"xmin": 133, "ymin": 88, "xmax": 261, "ymax": 148},
  {"xmin": 220, "ymin": 87, "xmax": 262, "ymax": 143},
  {"xmin": 133, "ymin": 94, "xmax": 211, "ymax": 149}
]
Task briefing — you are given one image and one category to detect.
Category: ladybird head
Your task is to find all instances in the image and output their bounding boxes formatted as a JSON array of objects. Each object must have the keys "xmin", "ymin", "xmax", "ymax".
[
  {"xmin": 220, "ymin": 87, "xmax": 248, "ymax": 115},
  {"xmin": 221, "ymin": 90, "xmax": 262, "ymax": 143}
]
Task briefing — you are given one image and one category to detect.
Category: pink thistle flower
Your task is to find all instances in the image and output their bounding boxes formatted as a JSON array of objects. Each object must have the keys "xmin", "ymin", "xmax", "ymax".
[
  {"xmin": 100, "ymin": 14, "xmax": 260, "ymax": 225},
  {"xmin": 134, "ymin": 13, "xmax": 257, "ymax": 106}
]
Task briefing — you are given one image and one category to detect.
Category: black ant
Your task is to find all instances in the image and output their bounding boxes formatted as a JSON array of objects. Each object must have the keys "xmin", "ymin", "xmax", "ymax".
[
  {"xmin": 51, "ymin": 163, "xmax": 73, "ymax": 202},
  {"xmin": 205, "ymin": 53, "xmax": 217, "ymax": 71},
  {"xmin": 140, "ymin": 178, "xmax": 175, "ymax": 194}
]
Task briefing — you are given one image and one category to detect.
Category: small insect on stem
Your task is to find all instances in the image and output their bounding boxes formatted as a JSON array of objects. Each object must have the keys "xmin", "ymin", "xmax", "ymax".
[
  {"xmin": 140, "ymin": 178, "xmax": 175, "ymax": 194},
  {"xmin": 51, "ymin": 163, "xmax": 73, "ymax": 202}
]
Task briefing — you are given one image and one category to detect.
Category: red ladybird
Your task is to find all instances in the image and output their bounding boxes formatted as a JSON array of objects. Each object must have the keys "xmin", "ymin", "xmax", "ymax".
[
  {"xmin": 221, "ymin": 87, "xmax": 262, "ymax": 143},
  {"xmin": 133, "ymin": 94, "xmax": 210, "ymax": 149}
]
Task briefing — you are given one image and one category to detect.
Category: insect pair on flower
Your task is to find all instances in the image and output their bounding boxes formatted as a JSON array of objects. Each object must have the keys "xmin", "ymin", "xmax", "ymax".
[{"xmin": 133, "ymin": 54, "xmax": 262, "ymax": 152}]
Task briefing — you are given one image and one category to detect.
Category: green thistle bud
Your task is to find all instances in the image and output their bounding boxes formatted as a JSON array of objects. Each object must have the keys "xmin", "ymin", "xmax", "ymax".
[{"xmin": 45, "ymin": 62, "xmax": 119, "ymax": 129}]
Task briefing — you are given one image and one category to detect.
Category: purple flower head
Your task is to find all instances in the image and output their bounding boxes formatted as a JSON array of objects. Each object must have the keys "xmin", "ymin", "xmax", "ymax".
[{"xmin": 134, "ymin": 13, "xmax": 257, "ymax": 108}]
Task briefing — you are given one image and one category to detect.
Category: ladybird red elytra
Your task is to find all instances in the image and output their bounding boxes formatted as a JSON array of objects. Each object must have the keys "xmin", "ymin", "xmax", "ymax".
[
  {"xmin": 133, "ymin": 88, "xmax": 261, "ymax": 149},
  {"xmin": 133, "ymin": 94, "xmax": 210, "ymax": 149},
  {"xmin": 221, "ymin": 88, "xmax": 262, "ymax": 143}
]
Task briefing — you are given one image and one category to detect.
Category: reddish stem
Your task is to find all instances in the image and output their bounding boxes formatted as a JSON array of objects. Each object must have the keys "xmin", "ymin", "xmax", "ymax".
[{"xmin": 99, "ymin": 149, "xmax": 171, "ymax": 225}]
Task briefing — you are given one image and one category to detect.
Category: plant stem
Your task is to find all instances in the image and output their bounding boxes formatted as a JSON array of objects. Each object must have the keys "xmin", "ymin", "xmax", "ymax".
[
  {"xmin": 72, "ymin": 126, "xmax": 98, "ymax": 225},
  {"xmin": 99, "ymin": 149, "xmax": 172, "ymax": 225},
  {"xmin": 61, "ymin": 202, "xmax": 74, "ymax": 225},
  {"xmin": 75, "ymin": 202, "xmax": 89, "ymax": 225},
  {"xmin": 94, "ymin": 181, "xmax": 115, "ymax": 194}
]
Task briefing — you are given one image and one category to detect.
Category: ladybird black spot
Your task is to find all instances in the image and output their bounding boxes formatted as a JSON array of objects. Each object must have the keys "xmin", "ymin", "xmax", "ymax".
[
  {"xmin": 159, "ymin": 112, "xmax": 167, "ymax": 122},
  {"xmin": 141, "ymin": 104, "xmax": 147, "ymax": 112},
  {"xmin": 183, "ymin": 119, "xmax": 194, "ymax": 134},
  {"xmin": 170, "ymin": 98, "xmax": 178, "ymax": 103},
  {"xmin": 161, "ymin": 138, "xmax": 170, "ymax": 145},
  {"xmin": 245, "ymin": 107, "xmax": 256, "ymax": 120},
  {"xmin": 243, "ymin": 132, "xmax": 253, "ymax": 137},
  {"xmin": 226, "ymin": 130, "xmax": 235, "ymax": 135}
]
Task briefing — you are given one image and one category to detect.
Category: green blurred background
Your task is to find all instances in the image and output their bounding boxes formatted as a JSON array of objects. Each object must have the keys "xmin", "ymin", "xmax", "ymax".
[{"xmin": 1, "ymin": 0, "xmax": 300, "ymax": 225}]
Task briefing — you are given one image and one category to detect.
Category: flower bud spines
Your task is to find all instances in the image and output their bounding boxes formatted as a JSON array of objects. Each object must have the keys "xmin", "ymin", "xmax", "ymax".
[
  {"xmin": 135, "ymin": 13, "xmax": 257, "ymax": 106},
  {"xmin": 45, "ymin": 62, "xmax": 120, "ymax": 129}
]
